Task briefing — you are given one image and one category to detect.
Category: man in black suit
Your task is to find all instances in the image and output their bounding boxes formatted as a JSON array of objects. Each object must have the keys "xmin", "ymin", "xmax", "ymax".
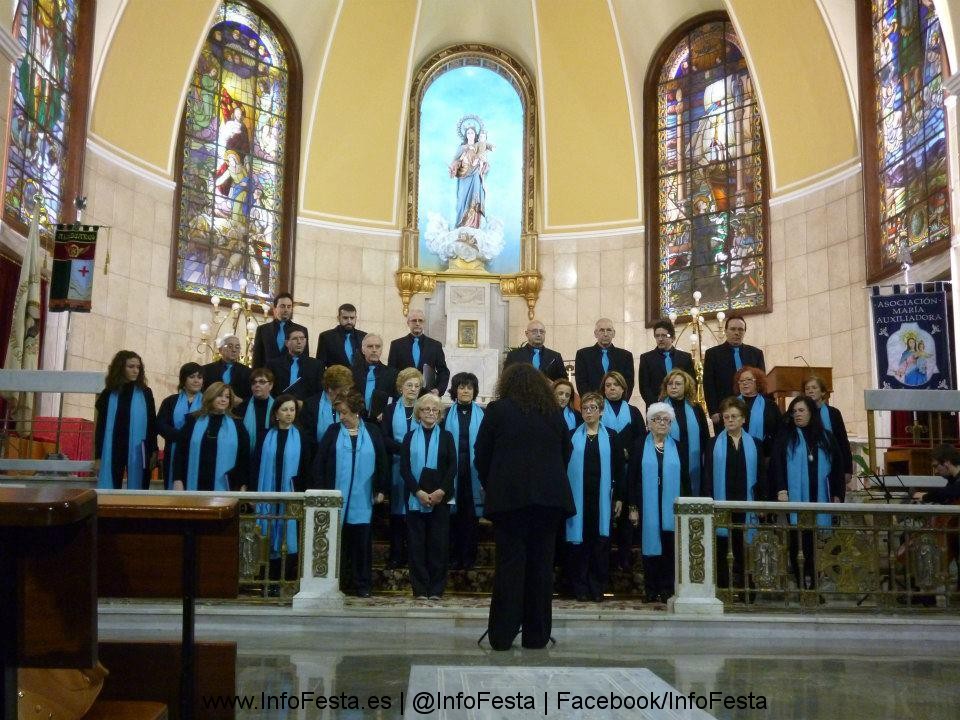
[
  {"xmin": 202, "ymin": 335, "xmax": 251, "ymax": 400},
  {"xmin": 353, "ymin": 333, "xmax": 398, "ymax": 420},
  {"xmin": 574, "ymin": 318, "xmax": 635, "ymax": 399},
  {"xmin": 503, "ymin": 320, "xmax": 567, "ymax": 382},
  {"xmin": 386, "ymin": 309, "xmax": 450, "ymax": 396},
  {"xmin": 267, "ymin": 328, "xmax": 320, "ymax": 400},
  {"xmin": 316, "ymin": 303, "xmax": 366, "ymax": 370},
  {"xmin": 702, "ymin": 313, "xmax": 765, "ymax": 422},
  {"xmin": 252, "ymin": 292, "xmax": 310, "ymax": 369},
  {"xmin": 638, "ymin": 319, "xmax": 696, "ymax": 407}
]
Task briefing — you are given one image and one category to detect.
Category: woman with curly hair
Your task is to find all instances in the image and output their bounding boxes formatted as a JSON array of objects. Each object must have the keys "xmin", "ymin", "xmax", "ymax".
[
  {"xmin": 173, "ymin": 382, "xmax": 250, "ymax": 491},
  {"xmin": 474, "ymin": 363, "xmax": 575, "ymax": 650},
  {"xmin": 300, "ymin": 364, "xmax": 354, "ymax": 444},
  {"xmin": 734, "ymin": 365, "xmax": 781, "ymax": 458},
  {"xmin": 94, "ymin": 350, "xmax": 158, "ymax": 489}
]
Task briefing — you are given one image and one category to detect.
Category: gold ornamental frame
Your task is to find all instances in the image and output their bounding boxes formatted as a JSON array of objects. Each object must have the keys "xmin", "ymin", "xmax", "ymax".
[{"xmin": 397, "ymin": 44, "xmax": 541, "ymax": 319}]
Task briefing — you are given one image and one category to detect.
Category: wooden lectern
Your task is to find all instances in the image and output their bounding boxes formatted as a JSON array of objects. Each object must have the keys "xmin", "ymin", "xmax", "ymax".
[{"xmin": 765, "ymin": 366, "xmax": 832, "ymax": 411}]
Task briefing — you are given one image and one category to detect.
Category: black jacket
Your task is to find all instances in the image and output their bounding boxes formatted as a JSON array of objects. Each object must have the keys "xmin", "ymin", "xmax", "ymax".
[
  {"xmin": 702, "ymin": 432, "xmax": 768, "ymax": 502},
  {"xmin": 400, "ymin": 425, "xmax": 457, "ymax": 505},
  {"xmin": 252, "ymin": 319, "xmax": 310, "ymax": 370},
  {"xmin": 156, "ymin": 392, "xmax": 200, "ymax": 485},
  {"xmin": 310, "ymin": 420, "xmax": 389, "ymax": 497},
  {"xmin": 702, "ymin": 342, "xmax": 765, "ymax": 415},
  {"xmin": 201, "ymin": 360, "xmax": 252, "ymax": 400},
  {"xmin": 637, "ymin": 347, "xmax": 696, "ymax": 407},
  {"xmin": 474, "ymin": 398, "xmax": 575, "ymax": 519},
  {"xmin": 575, "ymin": 344, "xmax": 635, "ymax": 400},
  {"xmin": 94, "ymin": 383, "xmax": 158, "ymax": 487},
  {"xmin": 250, "ymin": 426, "xmax": 315, "ymax": 492},
  {"xmin": 316, "ymin": 325, "xmax": 367, "ymax": 369},
  {"xmin": 768, "ymin": 426, "xmax": 845, "ymax": 502},
  {"xmin": 267, "ymin": 353, "xmax": 321, "ymax": 400},
  {"xmin": 352, "ymin": 361, "xmax": 399, "ymax": 420},
  {"xmin": 173, "ymin": 413, "xmax": 250, "ymax": 491},
  {"xmin": 821, "ymin": 404, "xmax": 853, "ymax": 476},
  {"xmin": 387, "ymin": 334, "xmax": 450, "ymax": 395},
  {"xmin": 504, "ymin": 344, "xmax": 567, "ymax": 382}
]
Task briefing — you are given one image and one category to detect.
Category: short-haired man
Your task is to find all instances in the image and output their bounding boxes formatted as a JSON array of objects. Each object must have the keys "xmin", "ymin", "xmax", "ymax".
[
  {"xmin": 202, "ymin": 335, "xmax": 251, "ymax": 400},
  {"xmin": 267, "ymin": 328, "xmax": 321, "ymax": 399},
  {"xmin": 316, "ymin": 303, "xmax": 367, "ymax": 370},
  {"xmin": 913, "ymin": 444, "xmax": 960, "ymax": 593},
  {"xmin": 637, "ymin": 319, "xmax": 695, "ymax": 408},
  {"xmin": 504, "ymin": 320, "xmax": 567, "ymax": 382},
  {"xmin": 252, "ymin": 292, "xmax": 310, "ymax": 369},
  {"xmin": 702, "ymin": 313, "xmax": 765, "ymax": 422},
  {"xmin": 386, "ymin": 309, "xmax": 449, "ymax": 396},
  {"xmin": 574, "ymin": 318, "xmax": 635, "ymax": 399},
  {"xmin": 353, "ymin": 334, "xmax": 398, "ymax": 420}
]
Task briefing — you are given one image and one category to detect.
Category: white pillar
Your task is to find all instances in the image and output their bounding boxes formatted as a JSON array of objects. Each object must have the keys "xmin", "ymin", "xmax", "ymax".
[
  {"xmin": 669, "ymin": 497, "xmax": 724, "ymax": 615},
  {"xmin": 292, "ymin": 490, "xmax": 344, "ymax": 609},
  {"xmin": 943, "ymin": 72, "xmax": 960, "ymax": 380}
]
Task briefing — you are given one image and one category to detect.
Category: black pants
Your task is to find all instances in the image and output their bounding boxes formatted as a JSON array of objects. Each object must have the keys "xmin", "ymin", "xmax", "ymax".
[
  {"xmin": 450, "ymin": 503, "xmax": 479, "ymax": 569},
  {"xmin": 341, "ymin": 523, "xmax": 372, "ymax": 596},
  {"xmin": 716, "ymin": 529, "xmax": 746, "ymax": 588},
  {"xmin": 789, "ymin": 528, "xmax": 816, "ymax": 589},
  {"xmin": 388, "ymin": 514, "xmax": 408, "ymax": 566},
  {"xmin": 566, "ymin": 536, "xmax": 610, "ymax": 600},
  {"xmin": 488, "ymin": 506, "xmax": 564, "ymax": 650},
  {"xmin": 407, "ymin": 505, "xmax": 450, "ymax": 597},
  {"xmin": 615, "ymin": 514, "xmax": 636, "ymax": 569},
  {"xmin": 642, "ymin": 531, "xmax": 675, "ymax": 600}
]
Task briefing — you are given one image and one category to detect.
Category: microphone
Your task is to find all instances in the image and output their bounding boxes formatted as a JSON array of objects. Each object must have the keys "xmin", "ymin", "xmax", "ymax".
[{"xmin": 794, "ymin": 355, "xmax": 811, "ymax": 368}]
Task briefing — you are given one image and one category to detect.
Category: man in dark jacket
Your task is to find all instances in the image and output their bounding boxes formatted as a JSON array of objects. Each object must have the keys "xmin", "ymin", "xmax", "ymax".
[
  {"xmin": 251, "ymin": 292, "xmax": 310, "ymax": 369},
  {"xmin": 702, "ymin": 313, "xmax": 765, "ymax": 422},
  {"xmin": 353, "ymin": 333, "xmax": 398, "ymax": 420},
  {"xmin": 387, "ymin": 309, "xmax": 449, "ymax": 396},
  {"xmin": 316, "ymin": 303, "xmax": 366, "ymax": 369},
  {"xmin": 575, "ymin": 318, "xmax": 635, "ymax": 399},
  {"xmin": 504, "ymin": 320, "xmax": 567, "ymax": 382},
  {"xmin": 637, "ymin": 319, "xmax": 695, "ymax": 407}
]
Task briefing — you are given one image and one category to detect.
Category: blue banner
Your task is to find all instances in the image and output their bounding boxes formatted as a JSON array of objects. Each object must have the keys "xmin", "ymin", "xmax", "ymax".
[{"xmin": 871, "ymin": 283, "xmax": 954, "ymax": 390}]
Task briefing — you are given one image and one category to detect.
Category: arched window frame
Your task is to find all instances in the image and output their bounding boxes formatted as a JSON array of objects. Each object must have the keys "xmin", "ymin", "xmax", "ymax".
[
  {"xmin": 168, "ymin": 0, "xmax": 302, "ymax": 304},
  {"xmin": 857, "ymin": 0, "xmax": 951, "ymax": 283},
  {"xmin": 3, "ymin": 0, "xmax": 95, "ymax": 238},
  {"xmin": 643, "ymin": 11, "xmax": 771, "ymax": 324}
]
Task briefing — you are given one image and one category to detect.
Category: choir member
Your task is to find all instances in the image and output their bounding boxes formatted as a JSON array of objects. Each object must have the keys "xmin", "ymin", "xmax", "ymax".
[
  {"xmin": 401, "ymin": 393, "xmax": 456, "ymax": 600},
  {"xmin": 94, "ymin": 350, "xmax": 158, "ymax": 490},
  {"xmin": 236, "ymin": 367, "xmax": 275, "ymax": 454},
  {"xmin": 503, "ymin": 320, "xmax": 567, "ymax": 382},
  {"xmin": 316, "ymin": 303, "xmax": 366, "ymax": 369},
  {"xmin": 638, "ymin": 319, "xmax": 695, "ymax": 408},
  {"xmin": 474, "ymin": 363, "xmax": 574, "ymax": 650},
  {"xmin": 252, "ymin": 394, "xmax": 313, "ymax": 582},
  {"xmin": 659, "ymin": 368, "xmax": 709, "ymax": 495},
  {"xmin": 631, "ymin": 402, "xmax": 689, "ymax": 604},
  {"xmin": 702, "ymin": 314, "xmax": 765, "ymax": 421},
  {"xmin": 251, "ymin": 292, "xmax": 310, "ymax": 370},
  {"xmin": 312, "ymin": 389, "xmax": 388, "ymax": 597},
  {"xmin": 770, "ymin": 396, "xmax": 844, "ymax": 589},
  {"xmin": 565, "ymin": 392, "xmax": 625, "ymax": 602},
  {"xmin": 554, "ymin": 378, "xmax": 582, "ymax": 432},
  {"xmin": 704, "ymin": 396, "xmax": 765, "ymax": 588},
  {"xmin": 267, "ymin": 328, "xmax": 320, "ymax": 400},
  {"xmin": 387, "ymin": 309, "xmax": 450, "ymax": 395},
  {"xmin": 157, "ymin": 362, "xmax": 203, "ymax": 489},
  {"xmin": 444, "ymin": 372, "xmax": 485, "ymax": 571},
  {"xmin": 299, "ymin": 365, "xmax": 354, "ymax": 444},
  {"xmin": 735, "ymin": 365, "xmax": 781, "ymax": 460},
  {"xmin": 381, "ymin": 367, "xmax": 423, "ymax": 568},
  {"xmin": 352, "ymin": 333, "xmax": 398, "ymax": 420},
  {"xmin": 173, "ymin": 382, "xmax": 250, "ymax": 491},
  {"xmin": 804, "ymin": 375, "xmax": 853, "ymax": 481},
  {"xmin": 574, "ymin": 318, "xmax": 636, "ymax": 398},
  {"xmin": 201, "ymin": 335, "xmax": 251, "ymax": 400}
]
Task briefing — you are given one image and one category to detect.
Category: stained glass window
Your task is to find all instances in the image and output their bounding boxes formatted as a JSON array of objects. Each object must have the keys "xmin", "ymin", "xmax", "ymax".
[
  {"xmin": 4, "ymin": 0, "xmax": 89, "ymax": 230},
  {"xmin": 172, "ymin": 0, "xmax": 296, "ymax": 302},
  {"xmin": 649, "ymin": 18, "xmax": 767, "ymax": 320},
  {"xmin": 868, "ymin": 0, "xmax": 949, "ymax": 278}
]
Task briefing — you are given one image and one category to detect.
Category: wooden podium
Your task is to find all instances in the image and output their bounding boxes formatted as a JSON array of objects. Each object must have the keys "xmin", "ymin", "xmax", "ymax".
[{"xmin": 765, "ymin": 366, "xmax": 832, "ymax": 411}]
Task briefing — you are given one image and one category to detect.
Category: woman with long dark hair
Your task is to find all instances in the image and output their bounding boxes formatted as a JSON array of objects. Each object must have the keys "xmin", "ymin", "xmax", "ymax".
[
  {"xmin": 94, "ymin": 350, "xmax": 158, "ymax": 489},
  {"xmin": 769, "ymin": 395, "xmax": 844, "ymax": 589},
  {"xmin": 474, "ymin": 363, "xmax": 575, "ymax": 649},
  {"xmin": 157, "ymin": 362, "xmax": 203, "ymax": 489},
  {"xmin": 659, "ymin": 368, "xmax": 709, "ymax": 495},
  {"xmin": 173, "ymin": 382, "xmax": 250, "ymax": 491},
  {"xmin": 554, "ymin": 378, "xmax": 582, "ymax": 432}
]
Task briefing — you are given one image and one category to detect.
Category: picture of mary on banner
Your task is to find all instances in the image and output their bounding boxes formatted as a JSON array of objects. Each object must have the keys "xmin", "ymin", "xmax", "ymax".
[{"xmin": 887, "ymin": 324, "xmax": 939, "ymax": 387}]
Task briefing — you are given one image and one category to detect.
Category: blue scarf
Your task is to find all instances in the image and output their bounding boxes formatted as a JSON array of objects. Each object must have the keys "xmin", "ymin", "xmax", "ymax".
[
  {"xmin": 601, "ymin": 399, "xmax": 631, "ymax": 433},
  {"xmin": 314, "ymin": 391, "xmax": 338, "ymax": 442},
  {"xmin": 562, "ymin": 406, "xmax": 578, "ymax": 431},
  {"xmin": 565, "ymin": 425, "xmax": 612, "ymax": 543},
  {"xmin": 712, "ymin": 430, "xmax": 758, "ymax": 540},
  {"xmin": 389, "ymin": 403, "xmax": 419, "ymax": 515},
  {"xmin": 740, "ymin": 393, "xmax": 767, "ymax": 443},
  {"xmin": 669, "ymin": 400, "xmax": 702, "ymax": 495},
  {"xmin": 164, "ymin": 391, "xmax": 202, "ymax": 489},
  {"xmin": 255, "ymin": 427, "xmax": 301, "ymax": 557},
  {"xmin": 444, "ymin": 402, "xmax": 484, "ymax": 515},
  {"xmin": 407, "ymin": 425, "xmax": 439, "ymax": 513},
  {"xmin": 335, "ymin": 422, "xmax": 378, "ymax": 526},
  {"xmin": 786, "ymin": 428, "xmax": 832, "ymax": 527},
  {"xmin": 98, "ymin": 387, "xmax": 149, "ymax": 490},
  {"xmin": 640, "ymin": 434, "xmax": 682, "ymax": 556},
  {"xmin": 819, "ymin": 403, "xmax": 832, "ymax": 432},
  {"xmin": 185, "ymin": 415, "xmax": 239, "ymax": 491},
  {"xmin": 243, "ymin": 395, "xmax": 274, "ymax": 452}
]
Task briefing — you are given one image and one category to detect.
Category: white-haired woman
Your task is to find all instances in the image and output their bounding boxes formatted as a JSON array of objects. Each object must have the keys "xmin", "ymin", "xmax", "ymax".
[{"xmin": 628, "ymin": 402, "xmax": 690, "ymax": 603}]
